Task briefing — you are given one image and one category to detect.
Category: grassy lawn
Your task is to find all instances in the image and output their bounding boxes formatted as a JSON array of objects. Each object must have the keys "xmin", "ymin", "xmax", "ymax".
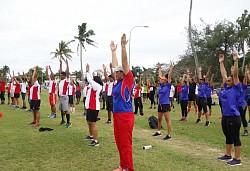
[{"xmin": 0, "ymin": 90, "xmax": 249, "ymax": 171}]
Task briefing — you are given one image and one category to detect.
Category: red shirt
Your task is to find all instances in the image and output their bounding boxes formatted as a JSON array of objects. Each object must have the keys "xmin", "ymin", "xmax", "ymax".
[
  {"xmin": 0, "ymin": 80, "xmax": 5, "ymax": 91},
  {"xmin": 76, "ymin": 85, "xmax": 81, "ymax": 91},
  {"xmin": 14, "ymin": 83, "xmax": 20, "ymax": 94},
  {"xmin": 177, "ymin": 85, "xmax": 182, "ymax": 93},
  {"xmin": 134, "ymin": 87, "xmax": 142, "ymax": 98}
]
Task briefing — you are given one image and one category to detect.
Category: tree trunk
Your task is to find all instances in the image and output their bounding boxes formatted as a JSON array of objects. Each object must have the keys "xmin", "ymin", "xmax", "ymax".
[
  {"xmin": 80, "ymin": 42, "xmax": 83, "ymax": 81},
  {"xmin": 188, "ymin": 0, "xmax": 199, "ymax": 78}
]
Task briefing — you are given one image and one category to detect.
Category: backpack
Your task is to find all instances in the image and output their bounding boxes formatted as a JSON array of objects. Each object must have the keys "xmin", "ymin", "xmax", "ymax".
[{"xmin": 148, "ymin": 115, "xmax": 158, "ymax": 129}]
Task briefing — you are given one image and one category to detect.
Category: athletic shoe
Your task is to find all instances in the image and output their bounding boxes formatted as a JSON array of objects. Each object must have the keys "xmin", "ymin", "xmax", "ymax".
[
  {"xmin": 217, "ymin": 155, "xmax": 232, "ymax": 161},
  {"xmin": 248, "ymin": 120, "xmax": 250, "ymax": 124},
  {"xmin": 33, "ymin": 123, "xmax": 40, "ymax": 127},
  {"xmin": 149, "ymin": 107, "xmax": 152, "ymax": 109},
  {"xmin": 30, "ymin": 121, "xmax": 36, "ymax": 124},
  {"xmin": 226, "ymin": 158, "xmax": 241, "ymax": 166},
  {"xmin": 205, "ymin": 121, "xmax": 210, "ymax": 126},
  {"xmin": 81, "ymin": 113, "xmax": 86, "ymax": 117},
  {"xmin": 113, "ymin": 166, "xmax": 122, "ymax": 171},
  {"xmin": 163, "ymin": 135, "xmax": 171, "ymax": 140},
  {"xmin": 183, "ymin": 118, "xmax": 187, "ymax": 122},
  {"xmin": 97, "ymin": 118, "xmax": 100, "ymax": 121},
  {"xmin": 152, "ymin": 132, "xmax": 161, "ymax": 136},
  {"xmin": 27, "ymin": 109, "xmax": 33, "ymax": 113},
  {"xmin": 195, "ymin": 119, "xmax": 201, "ymax": 124},
  {"xmin": 105, "ymin": 121, "xmax": 112, "ymax": 124},
  {"xmin": 140, "ymin": 113, "xmax": 144, "ymax": 116},
  {"xmin": 83, "ymin": 135, "xmax": 94, "ymax": 141},
  {"xmin": 49, "ymin": 114, "xmax": 56, "ymax": 119},
  {"xmin": 15, "ymin": 105, "xmax": 20, "ymax": 108},
  {"xmin": 179, "ymin": 118, "xmax": 184, "ymax": 121},
  {"xmin": 66, "ymin": 122, "xmax": 72, "ymax": 128},
  {"xmin": 88, "ymin": 140, "xmax": 99, "ymax": 147},
  {"xmin": 242, "ymin": 130, "xmax": 248, "ymax": 136},
  {"xmin": 134, "ymin": 112, "xmax": 138, "ymax": 115},
  {"xmin": 22, "ymin": 106, "xmax": 27, "ymax": 109},
  {"xmin": 60, "ymin": 121, "xmax": 66, "ymax": 125}
]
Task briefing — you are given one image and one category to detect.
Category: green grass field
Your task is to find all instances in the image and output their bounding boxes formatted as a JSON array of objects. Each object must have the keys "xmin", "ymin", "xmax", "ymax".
[{"xmin": 0, "ymin": 90, "xmax": 249, "ymax": 171}]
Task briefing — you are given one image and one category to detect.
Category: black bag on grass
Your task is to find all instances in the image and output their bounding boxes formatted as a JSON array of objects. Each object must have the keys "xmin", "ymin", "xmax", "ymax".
[{"xmin": 148, "ymin": 115, "xmax": 158, "ymax": 129}]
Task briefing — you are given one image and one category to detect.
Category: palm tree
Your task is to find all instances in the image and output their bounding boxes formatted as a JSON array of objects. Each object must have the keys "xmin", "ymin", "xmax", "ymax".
[
  {"xmin": 74, "ymin": 23, "xmax": 97, "ymax": 79},
  {"xmin": 51, "ymin": 40, "xmax": 74, "ymax": 62},
  {"xmin": 188, "ymin": 0, "xmax": 199, "ymax": 79}
]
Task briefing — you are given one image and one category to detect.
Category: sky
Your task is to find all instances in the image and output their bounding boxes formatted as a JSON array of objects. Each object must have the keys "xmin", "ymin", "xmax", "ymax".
[{"xmin": 0, "ymin": 0, "xmax": 249, "ymax": 75}]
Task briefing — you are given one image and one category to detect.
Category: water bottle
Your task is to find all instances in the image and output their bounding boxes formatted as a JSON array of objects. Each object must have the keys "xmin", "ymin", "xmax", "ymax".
[{"xmin": 143, "ymin": 145, "xmax": 152, "ymax": 150}]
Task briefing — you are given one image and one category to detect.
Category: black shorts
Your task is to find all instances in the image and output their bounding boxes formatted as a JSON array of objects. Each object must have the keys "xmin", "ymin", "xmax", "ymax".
[
  {"xmin": 30, "ymin": 100, "xmax": 41, "ymax": 110},
  {"xmin": 106, "ymin": 96, "xmax": 113, "ymax": 111},
  {"xmin": 206, "ymin": 97, "xmax": 212, "ymax": 109},
  {"xmin": 83, "ymin": 97, "xmax": 86, "ymax": 106},
  {"xmin": 68, "ymin": 95, "xmax": 74, "ymax": 104},
  {"xmin": 197, "ymin": 97, "xmax": 207, "ymax": 113},
  {"xmin": 188, "ymin": 93, "xmax": 196, "ymax": 101},
  {"xmin": 86, "ymin": 109, "xmax": 99, "ymax": 122},
  {"xmin": 143, "ymin": 93, "xmax": 148, "ymax": 98},
  {"xmin": 21, "ymin": 92, "xmax": 26, "ymax": 100},
  {"xmin": 8, "ymin": 92, "xmax": 10, "ymax": 98},
  {"xmin": 248, "ymin": 99, "xmax": 250, "ymax": 106},
  {"xmin": 14, "ymin": 93, "xmax": 20, "ymax": 98},
  {"xmin": 76, "ymin": 91, "xmax": 81, "ymax": 98},
  {"xmin": 158, "ymin": 104, "xmax": 171, "ymax": 112}
]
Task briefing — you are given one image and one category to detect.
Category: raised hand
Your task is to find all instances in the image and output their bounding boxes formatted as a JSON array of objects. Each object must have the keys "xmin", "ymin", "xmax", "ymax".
[
  {"xmin": 121, "ymin": 34, "xmax": 128, "ymax": 47},
  {"xmin": 231, "ymin": 66, "xmax": 234, "ymax": 73},
  {"xmin": 198, "ymin": 66, "xmax": 202, "ymax": 72},
  {"xmin": 86, "ymin": 63, "xmax": 90, "ymax": 72},
  {"xmin": 232, "ymin": 52, "xmax": 238, "ymax": 61},
  {"xmin": 102, "ymin": 64, "xmax": 106, "ymax": 70},
  {"xmin": 157, "ymin": 62, "xmax": 161, "ymax": 68},
  {"xmin": 219, "ymin": 54, "xmax": 224, "ymax": 62},
  {"xmin": 110, "ymin": 41, "xmax": 117, "ymax": 51},
  {"xmin": 109, "ymin": 62, "xmax": 112, "ymax": 68}
]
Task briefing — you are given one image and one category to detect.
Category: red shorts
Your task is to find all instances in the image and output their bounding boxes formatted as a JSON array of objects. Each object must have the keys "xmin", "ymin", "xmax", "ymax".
[{"xmin": 49, "ymin": 93, "xmax": 57, "ymax": 105}]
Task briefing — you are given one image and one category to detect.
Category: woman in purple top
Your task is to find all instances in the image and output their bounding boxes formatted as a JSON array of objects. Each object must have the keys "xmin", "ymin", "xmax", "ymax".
[
  {"xmin": 217, "ymin": 53, "xmax": 242, "ymax": 166},
  {"xmin": 238, "ymin": 66, "xmax": 248, "ymax": 136},
  {"xmin": 179, "ymin": 72, "xmax": 189, "ymax": 121},
  {"xmin": 196, "ymin": 66, "xmax": 210, "ymax": 126},
  {"xmin": 152, "ymin": 62, "xmax": 172, "ymax": 141}
]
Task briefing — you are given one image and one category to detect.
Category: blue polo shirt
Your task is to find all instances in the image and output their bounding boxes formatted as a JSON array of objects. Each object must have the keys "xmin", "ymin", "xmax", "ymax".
[
  {"xmin": 158, "ymin": 83, "xmax": 171, "ymax": 104},
  {"xmin": 221, "ymin": 83, "xmax": 240, "ymax": 116},
  {"xmin": 180, "ymin": 85, "xmax": 188, "ymax": 100},
  {"xmin": 206, "ymin": 86, "xmax": 213, "ymax": 98},
  {"xmin": 198, "ymin": 82, "xmax": 208, "ymax": 98},
  {"xmin": 238, "ymin": 83, "xmax": 247, "ymax": 107},
  {"xmin": 112, "ymin": 71, "xmax": 134, "ymax": 113}
]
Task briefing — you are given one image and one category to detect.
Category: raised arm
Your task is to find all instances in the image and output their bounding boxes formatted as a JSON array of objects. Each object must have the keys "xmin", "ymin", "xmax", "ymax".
[
  {"xmin": 205, "ymin": 66, "xmax": 211, "ymax": 82},
  {"xmin": 102, "ymin": 64, "xmax": 108, "ymax": 82},
  {"xmin": 59, "ymin": 60, "xmax": 62, "ymax": 74},
  {"xmin": 49, "ymin": 66, "xmax": 55, "ymax": 80},
  {"xmin": 232, "ymin": 52, "xmax": 239, "ymax": 85},
  {"xmin": 219, "ymin": 54, "xmax": 227, "ymax": 83},
  {"xmin": 243, "ymin": 65, "xmax": 247, "ymax": 85},
  {"xmin": 109, "ymin": 62, "xmax": 115, "ymax": 80},
  {"xmin": 121, "ymin": 34, "xmax": 129, "ymax": 74},
  {"xmin": 193, "ymin": 69, "xmax": 197, "ymax": 82},
  {"xmin": 110, "ymin": 41, "xmax": 118, "ymax": 68},
  {"xmin": 210, "ymin": 73, "xmax": 214, "ymax": 86},
  {"xmin": 198, "ymin": 67, "xmax": 202, "ymax": 79},
  {"xmin": 18, "ymin": 72, "xmax": 23, "ymax": 82},
  {"xmin": 168, "ymin": 62, "xmax": 173, "ymax": 83},
  {"xmin": 31, "ymin": 66, "xmax": 38, "ymax": 85},
  {"xmin": 65, "ymin": 59, "xmax": 69, "ymax": 79},
  {"xmin": 157, "ymin": 63, "xmax": 163, "ymax": 78},
  {"xmin": 45, "ymin": 66, "xmax": 49, "ymax": 79}
]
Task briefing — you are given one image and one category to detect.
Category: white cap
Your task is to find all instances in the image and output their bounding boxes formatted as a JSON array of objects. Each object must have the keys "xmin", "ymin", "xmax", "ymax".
[{"xmin": 114, "ymin": 65, "xmax": 124, "ymax": 72}]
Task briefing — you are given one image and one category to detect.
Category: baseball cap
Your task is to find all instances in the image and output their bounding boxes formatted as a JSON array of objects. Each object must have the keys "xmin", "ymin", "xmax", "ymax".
[{"xmin": 114, "ymin": 65, "xmax": 124, "ymax": 72}]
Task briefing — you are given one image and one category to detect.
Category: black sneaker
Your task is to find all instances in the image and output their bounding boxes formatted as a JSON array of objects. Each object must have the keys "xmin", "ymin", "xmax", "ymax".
[
  {"xmin": 140, "ymin": 113, "xmax": 144, "ymax": 116},
  {"xmin": 242, "ymin": 130, "xmax": 248, "ymax": 136},
  {"xmin": 88, "ymin": 140, "xmax": 99, "ymax": 147},
  {"xmin": 97, "ymin": 118, "xmax": 101, "ymax": 121},
  {"xmin": 163, "ymin": 135, "xmax": 171, "ymax": 140},
  {"xmin": 149, "ymin": 107, "xmax": 152, "ymax": 109},
  {"xmin": 205, "ymin": 121, "xmax": 210, "ymax": 126},
  {"xmin": 217, "ymin": 155, "xmax": 232, "ymax": 161},
  {"xmin": 83, "ymin": 135, "xmax": 94, "ymax": 141},
  {"xmin": 226, "ymin": 158, "xmax": 241, "ymax": 166},
  {"xmin": 195, "ymin": 119, "xmax": 201, "ymax": 124},
  {"xmin": 60, "ymin": 121, "xmax": 66, "ymax": 125},
  {"xmin": 153, "ymin": 132, "xmax": 161, "ymax": 136}
]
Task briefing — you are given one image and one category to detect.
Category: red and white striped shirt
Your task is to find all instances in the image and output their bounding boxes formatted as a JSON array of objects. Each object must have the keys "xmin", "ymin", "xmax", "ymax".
[
  {"xmin": 106, "ymin": 81, "xmax": 114, "ymax": 96},
  {"xmin": 30, "ymin": 81, "xmax": 40, "ymax": 100},
  {"xmin": 58, "ymin": 78, "xmax": 69, "ymax": 96},
  {"xmin": 68, "ymin": 84, "xmax": 76, "ymax": 96},
  {"xmin": 49, "ymin": 79, "xmax": 57, "ymax": 94},
  {"xmin": 85, "ymin": 72, "xmax": 102, "ymax": 110}
]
